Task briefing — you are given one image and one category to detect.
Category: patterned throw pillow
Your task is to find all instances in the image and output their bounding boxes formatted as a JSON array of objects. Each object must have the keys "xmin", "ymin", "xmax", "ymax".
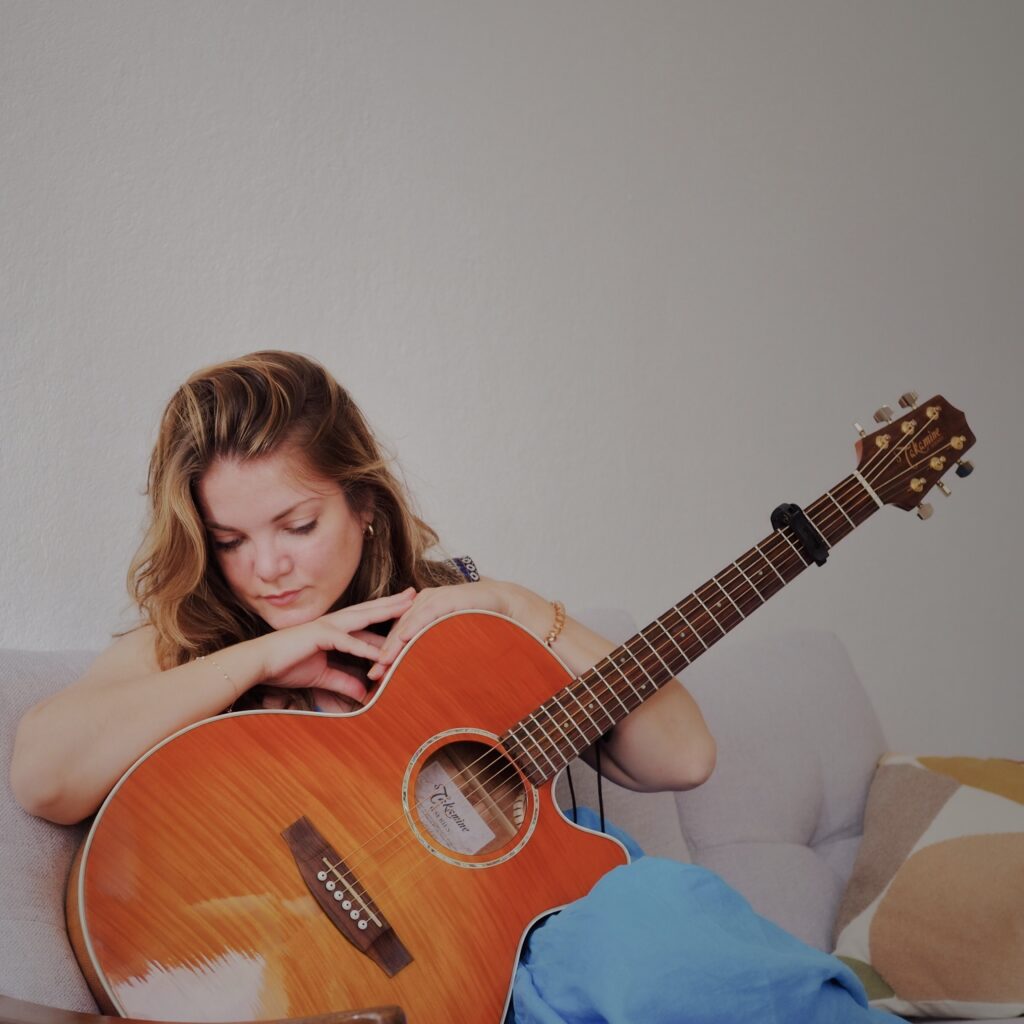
[{"xmin": 832, "ymin": 755, "xmax": 1024, "ymax": 1019}]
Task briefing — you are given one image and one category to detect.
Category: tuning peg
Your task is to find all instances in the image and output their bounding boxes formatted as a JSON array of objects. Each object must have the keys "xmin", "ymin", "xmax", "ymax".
[
  {"xmin": 955, "ymin": 459, "xmax": 974, "ymax": 478},
  {"xmin": 916, "ymin": 502, "xmax": 934, "ymax": 520},
  {"xmin": 873, "ymin": 405, "xmax": 894, "ymax": 424},
  {"xmin": 854, "ymin": 422, "xmax": 867, "ymax": 438},
  {"xmin": 937, "ymin": 481, "xmax": 951, "ymax": 496},
  {"xmin": 898, "ymin": 391, "xmax": 919, "ymax": 409}
]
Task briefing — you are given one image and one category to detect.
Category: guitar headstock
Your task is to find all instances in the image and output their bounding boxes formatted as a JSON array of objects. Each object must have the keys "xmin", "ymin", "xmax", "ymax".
[{"xmin": 854, "ymin": 393, "xmax": 975, "ymax": 518}]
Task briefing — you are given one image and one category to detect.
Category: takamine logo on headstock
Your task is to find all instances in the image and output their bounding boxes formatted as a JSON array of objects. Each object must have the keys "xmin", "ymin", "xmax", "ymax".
[
  {"xmin": 904, "ymin": 425, "xmax": 943, "ymax": 462},
  {"xmin": 854, "ymin": 391, "xmax": 976, "ymax": 517}
]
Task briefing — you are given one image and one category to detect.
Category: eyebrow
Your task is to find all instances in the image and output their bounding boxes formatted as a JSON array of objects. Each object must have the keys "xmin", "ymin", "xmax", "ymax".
[{"xmin": 205, "ymin": 497, "xmax": 320, "ymax": 532}]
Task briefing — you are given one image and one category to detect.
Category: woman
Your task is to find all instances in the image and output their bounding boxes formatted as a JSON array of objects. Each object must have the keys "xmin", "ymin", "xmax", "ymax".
[
  {"xmin": 10, "ymin": 351, "xmax": 895, "ymax": 1024},
  {"xmin": 10, "ymin": 350, "xmax": 714, "ymax": 828}
]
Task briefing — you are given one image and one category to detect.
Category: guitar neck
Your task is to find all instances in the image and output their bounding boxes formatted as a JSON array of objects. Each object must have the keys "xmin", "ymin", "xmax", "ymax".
[{"xmin": 502, "ymin": 473, "xmax": 882, "ymax": 786}]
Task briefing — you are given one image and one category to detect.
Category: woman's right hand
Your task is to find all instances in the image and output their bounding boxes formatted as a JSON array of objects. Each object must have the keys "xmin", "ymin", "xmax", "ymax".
[{"xmin": 252, "ymin": 588, "xmax": 417, "ymax": 702}]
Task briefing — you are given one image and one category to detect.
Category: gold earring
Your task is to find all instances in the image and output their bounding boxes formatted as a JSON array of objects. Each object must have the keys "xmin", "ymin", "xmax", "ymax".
[{"xmin": 365, "ymin": 522, "xmax": 375, "ymax": 538}]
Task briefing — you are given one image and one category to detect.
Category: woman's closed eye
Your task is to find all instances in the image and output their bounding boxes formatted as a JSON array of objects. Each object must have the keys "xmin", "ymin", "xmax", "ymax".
[{"xmin": 210, "ymin": 520, "xmax": 318, "ymax": 552}]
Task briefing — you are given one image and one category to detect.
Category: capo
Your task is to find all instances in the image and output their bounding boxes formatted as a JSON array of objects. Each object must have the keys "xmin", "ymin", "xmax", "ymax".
[{"xmin": 771, "ymin": 503, "xmax": 828, "ymax": 566}]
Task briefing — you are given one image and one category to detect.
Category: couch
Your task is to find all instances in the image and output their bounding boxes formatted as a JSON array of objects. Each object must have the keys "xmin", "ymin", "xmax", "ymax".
[{"xmin": 1, "ymin": 620, "xmax": 1015, "ymax": 1023}]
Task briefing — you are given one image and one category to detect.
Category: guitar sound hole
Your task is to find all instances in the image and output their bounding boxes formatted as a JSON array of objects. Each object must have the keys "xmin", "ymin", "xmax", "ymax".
[{"xmin": 413, "ymin": 740, "xmax": 528, "ymax": 858}]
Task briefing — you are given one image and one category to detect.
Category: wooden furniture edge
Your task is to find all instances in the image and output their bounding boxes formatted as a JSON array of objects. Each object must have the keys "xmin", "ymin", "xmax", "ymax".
[{"xmin": 0, "ymin": 996, "xmax": 405, "ymax": 1024}]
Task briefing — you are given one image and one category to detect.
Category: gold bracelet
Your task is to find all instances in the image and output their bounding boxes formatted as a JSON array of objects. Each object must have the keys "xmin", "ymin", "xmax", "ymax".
[{"xmin": 544, "ymin": 600, "xmax": 566, "ymax": 647}]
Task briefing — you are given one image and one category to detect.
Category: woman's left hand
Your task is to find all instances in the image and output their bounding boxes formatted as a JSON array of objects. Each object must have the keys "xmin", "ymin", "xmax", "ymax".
[{"xmin": 366, "ymin": 580, "xmax": 518, "ymax": 682}]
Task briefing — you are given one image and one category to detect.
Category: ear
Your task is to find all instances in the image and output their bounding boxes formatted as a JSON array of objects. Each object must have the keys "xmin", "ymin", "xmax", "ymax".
[
  {"xmin": 343, "ymin": 482, "xmax": 376, "ymax": 533},
  {"xmin": 357, "ymin": 500, "xmax": 376, "ymax": 533}
]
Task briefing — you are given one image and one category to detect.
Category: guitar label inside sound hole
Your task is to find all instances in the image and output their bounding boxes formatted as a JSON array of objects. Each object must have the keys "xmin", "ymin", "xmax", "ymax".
[
  {"xmin": 412, "ymin": 740, "xmax": 528, "ymax": 858},
  {"xmin": 415, "ymin": 760, "xmax": 496, "ymax": 854}
]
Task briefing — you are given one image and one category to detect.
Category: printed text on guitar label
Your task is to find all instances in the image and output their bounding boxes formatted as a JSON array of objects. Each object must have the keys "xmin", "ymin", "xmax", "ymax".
[{"xmin": 415, "ymin": 761, "xmax": 496, "ymax": 855}]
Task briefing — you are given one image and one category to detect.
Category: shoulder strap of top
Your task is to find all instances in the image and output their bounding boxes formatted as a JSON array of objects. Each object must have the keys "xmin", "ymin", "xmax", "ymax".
[{"xmin": 445, "ymin": 555, "xmax": 480, "ymax": 583}]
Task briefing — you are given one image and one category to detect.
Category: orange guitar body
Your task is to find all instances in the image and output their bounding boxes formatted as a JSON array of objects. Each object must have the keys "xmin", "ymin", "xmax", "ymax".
[{"xmin": 67, "ymin": 613, "xmax": 628, "ymax": 1024}]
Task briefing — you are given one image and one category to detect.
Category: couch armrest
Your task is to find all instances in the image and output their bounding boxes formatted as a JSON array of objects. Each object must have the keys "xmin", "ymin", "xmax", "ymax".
[{"xmin": 0, "ymin": 996, "xmax": 405, "ymax": 1024}]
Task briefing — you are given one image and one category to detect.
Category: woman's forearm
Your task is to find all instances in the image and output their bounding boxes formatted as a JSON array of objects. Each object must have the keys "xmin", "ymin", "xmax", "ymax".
[
  {"xmin": 12, "ymin": 592, "xmax": 412, "ymax": 825},
  {"xmin": 9, "ymin": 638, "xmax": 263, "ymax": 825}
]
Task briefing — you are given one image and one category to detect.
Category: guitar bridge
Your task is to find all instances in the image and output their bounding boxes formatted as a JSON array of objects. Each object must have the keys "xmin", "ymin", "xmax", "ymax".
[{"xmin": 282, "ymin": 815, "xmax": 413, "ymax": 977}]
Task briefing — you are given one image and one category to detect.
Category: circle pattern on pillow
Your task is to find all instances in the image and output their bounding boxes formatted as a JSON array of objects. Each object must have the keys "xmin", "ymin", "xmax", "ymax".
[{"xmin": 832, "ymin": 755, "xmax": 1024, "ymax": 1020}]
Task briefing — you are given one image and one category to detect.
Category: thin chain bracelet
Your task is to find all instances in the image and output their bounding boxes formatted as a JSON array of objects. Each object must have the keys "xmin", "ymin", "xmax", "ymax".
[
  {"xmin": 197, "ymin": 654, "xmax": 237, "ymax": 706},
  {"xmin": 544, "ymin": 600, "xmax": 566, "ymax": 647}
]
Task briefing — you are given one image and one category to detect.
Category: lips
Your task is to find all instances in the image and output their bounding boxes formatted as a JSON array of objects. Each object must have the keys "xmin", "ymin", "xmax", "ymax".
[{"xmin": 263, "ymin": 589, "xmax": 304, "ymax": 606}]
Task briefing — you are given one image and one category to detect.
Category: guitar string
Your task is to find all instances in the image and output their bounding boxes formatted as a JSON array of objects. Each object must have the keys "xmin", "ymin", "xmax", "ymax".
[
  {"xmin": 365, "ymin": 423, "xmax": 968, "ymax": 906},
  {"xmin": 314, "ymin": 429, "xmax": 938, "ymax": 913},
  {"xmin": 315, "ymin": 435, "xmax": 915, "ymax": 900},
  {"xmin": 308, "ymin": 420, "xmax": 952, "ymax": 908},
  {"xmin": 356, "ymin": 428, "xmax": 964, "ymax": 909}
]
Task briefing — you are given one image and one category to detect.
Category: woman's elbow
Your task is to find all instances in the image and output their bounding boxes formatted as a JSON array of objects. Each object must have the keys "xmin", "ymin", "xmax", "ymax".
[
  {"xmin": 10, "ymin": 713, "xmax": 89, "ymax": 825},
  {"xmin": 11, "ymin": 771, "xmax": 91, "ymax": 825},
  {"xmin": 625, "ymin": 729, "xmax": 716, "ymax": 793},
  {"xmin": 684, "ymin": 737, "xmax": 716, "ymax": 790},
  {"xmin": 672, "ymin": 731, "xmax": 717, "ymax": 792},
  {"xmin": 10, "ymin": 759, "xmax": 59, "ymax": 822}
]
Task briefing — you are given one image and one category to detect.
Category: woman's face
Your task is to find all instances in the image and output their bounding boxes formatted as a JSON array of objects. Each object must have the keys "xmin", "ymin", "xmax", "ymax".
[{"xmin": 196, "ymin": 450, "xmax": 371, "ymax": 630}]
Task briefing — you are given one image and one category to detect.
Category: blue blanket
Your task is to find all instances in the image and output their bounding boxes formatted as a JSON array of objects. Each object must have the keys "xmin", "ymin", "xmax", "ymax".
[{"xmin": 511, "ymin": 811, "xmax": 901, "ymax": 1024}]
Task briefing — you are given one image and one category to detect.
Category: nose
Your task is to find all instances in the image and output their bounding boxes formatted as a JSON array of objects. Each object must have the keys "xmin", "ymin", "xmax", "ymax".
[{"xmin": 252, "ymin": 536, "xmax": 293, "ymax": 584}]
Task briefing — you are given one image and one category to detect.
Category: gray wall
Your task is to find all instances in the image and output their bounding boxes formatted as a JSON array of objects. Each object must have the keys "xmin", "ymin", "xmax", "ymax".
[{"xmin": 2, "ymin": 1, "xmax": 1021, "ymax": 756}]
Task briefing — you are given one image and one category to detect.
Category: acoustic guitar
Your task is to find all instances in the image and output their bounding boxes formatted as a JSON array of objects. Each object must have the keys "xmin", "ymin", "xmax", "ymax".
[{"xmin": 67, "ymin": 395, "xmax": 975, "ymax": 1024}]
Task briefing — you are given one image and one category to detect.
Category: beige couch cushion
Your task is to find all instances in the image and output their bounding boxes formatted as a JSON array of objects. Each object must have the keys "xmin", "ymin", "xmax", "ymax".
[
  {"xmin": 1, "ymin": 648, "xmax": 96, "ymax": 1010},
  {"xmin": 672, "ymin": 629, "xmax": 887, "ymax": 953}
]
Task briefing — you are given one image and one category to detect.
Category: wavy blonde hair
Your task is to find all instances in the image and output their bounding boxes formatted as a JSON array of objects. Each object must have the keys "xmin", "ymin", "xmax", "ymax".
[{"xmin": 129, "ymin": 351, "xmax": 460, "ymax": 696}]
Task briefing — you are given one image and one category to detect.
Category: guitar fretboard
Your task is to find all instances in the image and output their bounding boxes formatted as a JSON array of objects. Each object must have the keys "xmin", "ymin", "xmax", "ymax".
[{"xmin": 500, "ymin": 473, "xmax": 879, "ymax": 785}]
